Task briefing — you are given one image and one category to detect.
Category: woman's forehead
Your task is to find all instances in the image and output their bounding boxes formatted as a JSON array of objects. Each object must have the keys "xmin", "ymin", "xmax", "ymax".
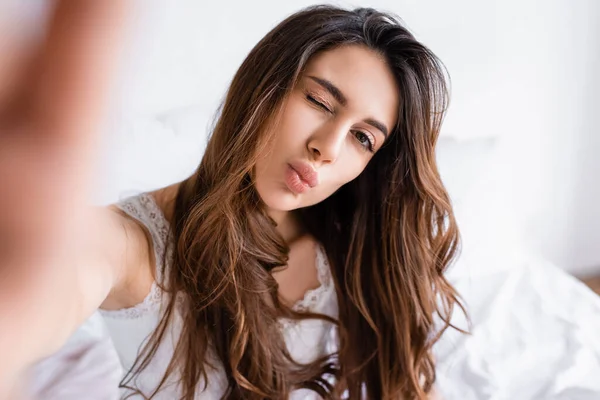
[{"xmin": 301, "ymin": 45, "xmax": 399, "ymax": 131}]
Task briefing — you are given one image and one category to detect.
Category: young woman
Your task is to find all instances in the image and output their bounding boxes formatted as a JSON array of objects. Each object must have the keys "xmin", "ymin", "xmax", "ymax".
[{"xmin": 0, "ymin": 3, "xmax": 464, "ymax": 399}]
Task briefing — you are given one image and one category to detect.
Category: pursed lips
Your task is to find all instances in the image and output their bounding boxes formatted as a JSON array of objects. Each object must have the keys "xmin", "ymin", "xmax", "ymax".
[{"xmin": 288, "ymin": 160, "xmax": 319, "ymax": 187}]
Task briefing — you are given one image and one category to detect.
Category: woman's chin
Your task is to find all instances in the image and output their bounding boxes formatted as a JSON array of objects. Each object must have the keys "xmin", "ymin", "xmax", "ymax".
[{"xmin": 257, "ymin": 186, "xmax": 304, "ymax": 212}]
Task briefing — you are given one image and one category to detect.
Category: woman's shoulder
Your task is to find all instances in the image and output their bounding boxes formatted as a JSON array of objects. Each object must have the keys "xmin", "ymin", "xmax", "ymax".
[
  {"xmin": 99, "ymin": 183, "xmax": 179, "ymax": 312},
  {"xmin": 99, "ymin": 201, "xmax": 157, "ymax": 311}
]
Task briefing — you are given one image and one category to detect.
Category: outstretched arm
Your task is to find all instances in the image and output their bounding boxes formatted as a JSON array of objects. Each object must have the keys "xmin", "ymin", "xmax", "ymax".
[{"xmin": 0, "ymin": 1, "xmax": 129, "ymax": 395}]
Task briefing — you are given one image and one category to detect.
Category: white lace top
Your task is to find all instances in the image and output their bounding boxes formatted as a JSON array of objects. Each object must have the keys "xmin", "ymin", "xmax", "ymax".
[{"xmin": 99, "ymin": 192, "xmax": 339, "ymax": 399}]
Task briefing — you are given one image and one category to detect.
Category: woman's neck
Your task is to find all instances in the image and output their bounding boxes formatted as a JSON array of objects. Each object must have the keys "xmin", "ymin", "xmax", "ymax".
[{"xmin": 268, "ymin": 208, "xmax": 306, "ymax": 244}]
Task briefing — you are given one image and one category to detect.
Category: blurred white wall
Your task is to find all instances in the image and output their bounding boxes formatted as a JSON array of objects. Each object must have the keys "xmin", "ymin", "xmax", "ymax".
[{"xmin": 10, "ymin": 1, "xmax": 600, "ymax": 275}]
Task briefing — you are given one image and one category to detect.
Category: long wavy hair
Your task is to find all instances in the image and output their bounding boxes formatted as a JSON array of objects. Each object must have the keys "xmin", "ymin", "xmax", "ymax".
[{"xmin": 121, "ymin": 4, "xmax": 466, "ymax": 400}]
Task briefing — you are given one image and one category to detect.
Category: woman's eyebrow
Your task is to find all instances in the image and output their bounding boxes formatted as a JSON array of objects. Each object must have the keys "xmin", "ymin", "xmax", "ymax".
[
  {"xmin": 307, "ymin": 75, "xmax": 389, "ymax": 138},
  {"xmin": 307, "ymin": 75, "xmax": 348, "ymax": 107}
]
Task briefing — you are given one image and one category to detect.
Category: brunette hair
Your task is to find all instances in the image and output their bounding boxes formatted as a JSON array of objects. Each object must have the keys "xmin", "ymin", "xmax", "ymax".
[{"xmin": 122, "ymin": 4, "xmax": 466, "ymax": 399}]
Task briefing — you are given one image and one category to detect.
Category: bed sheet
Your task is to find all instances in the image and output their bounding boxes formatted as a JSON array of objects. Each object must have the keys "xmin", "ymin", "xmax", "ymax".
[{"xmin": 434, "ymin": 255, "xmax": 600, "ymax": 399}]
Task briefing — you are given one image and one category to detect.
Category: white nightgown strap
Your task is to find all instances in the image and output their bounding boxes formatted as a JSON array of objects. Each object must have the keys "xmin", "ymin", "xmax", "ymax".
[{"xmin": 99, "ymin": 191, "xmax": 171, "ymax": 320}]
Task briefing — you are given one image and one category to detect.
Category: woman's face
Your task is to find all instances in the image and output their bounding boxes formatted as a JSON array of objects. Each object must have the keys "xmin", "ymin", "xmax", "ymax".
[{"xmin": 254, "ymin": 44, "xmax": 399, "ymax": 212}]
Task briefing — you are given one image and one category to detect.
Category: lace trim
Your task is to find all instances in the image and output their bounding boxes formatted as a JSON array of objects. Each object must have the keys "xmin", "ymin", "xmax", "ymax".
[
  {"xmin": 100, "ymin": 192, "xmax": 171, "ymax": 320},
  {"xmin": 291, "ymin": 242, "xmax": 333, "ymax": 312},
  {"xmin": 99, "ymin": 282, "xmax": 163, "ymax": 319}
]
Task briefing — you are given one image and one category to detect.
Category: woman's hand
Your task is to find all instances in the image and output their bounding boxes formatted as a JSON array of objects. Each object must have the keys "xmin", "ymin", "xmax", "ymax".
[{"xmin": 0, "ymin": 1, "xmax": 128, "ymax": 395}]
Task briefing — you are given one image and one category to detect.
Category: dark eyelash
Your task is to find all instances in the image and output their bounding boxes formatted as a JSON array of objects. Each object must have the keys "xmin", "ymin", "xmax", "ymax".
[
  {"xmin": 354, "ymin": 130, "xmax": 375, "ymax": 153},
  {"xmin": 305, "ymin": 92, "xmax": 375, "ymax": 152},
  {"xmin": 306, "ymin": 94, "xmax": 332, "ymax": 113}
]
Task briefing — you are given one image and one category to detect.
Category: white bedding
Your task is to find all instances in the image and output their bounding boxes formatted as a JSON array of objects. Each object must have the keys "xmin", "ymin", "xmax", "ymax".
[
  {"xmin": 435, "ymin": 254, "xmax": 600, "ymax": 399},
  {"xmin": 27, "ymin": 313, "xmax": 122, "ymax": 399}
]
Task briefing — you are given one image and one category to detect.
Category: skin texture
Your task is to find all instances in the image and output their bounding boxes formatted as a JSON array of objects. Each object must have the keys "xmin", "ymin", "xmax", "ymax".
[{"xmin": 253, "ymin": 44, "xmax": 399, "ymax": 229}]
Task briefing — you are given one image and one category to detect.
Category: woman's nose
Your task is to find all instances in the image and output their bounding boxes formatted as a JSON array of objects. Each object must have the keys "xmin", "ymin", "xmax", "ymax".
[{"xmin": 307, "ymin": 123, "xmax": 348, "ymax": 163}]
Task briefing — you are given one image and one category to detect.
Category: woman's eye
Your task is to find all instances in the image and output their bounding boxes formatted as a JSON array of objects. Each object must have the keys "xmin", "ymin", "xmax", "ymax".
[
  {"xmin": 306, "ymin": 95, "xmax": 331, "ymax": 113},
  {"xmin": 353, "ymin": 130, "xmax": 375, "ymax": 152}
]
